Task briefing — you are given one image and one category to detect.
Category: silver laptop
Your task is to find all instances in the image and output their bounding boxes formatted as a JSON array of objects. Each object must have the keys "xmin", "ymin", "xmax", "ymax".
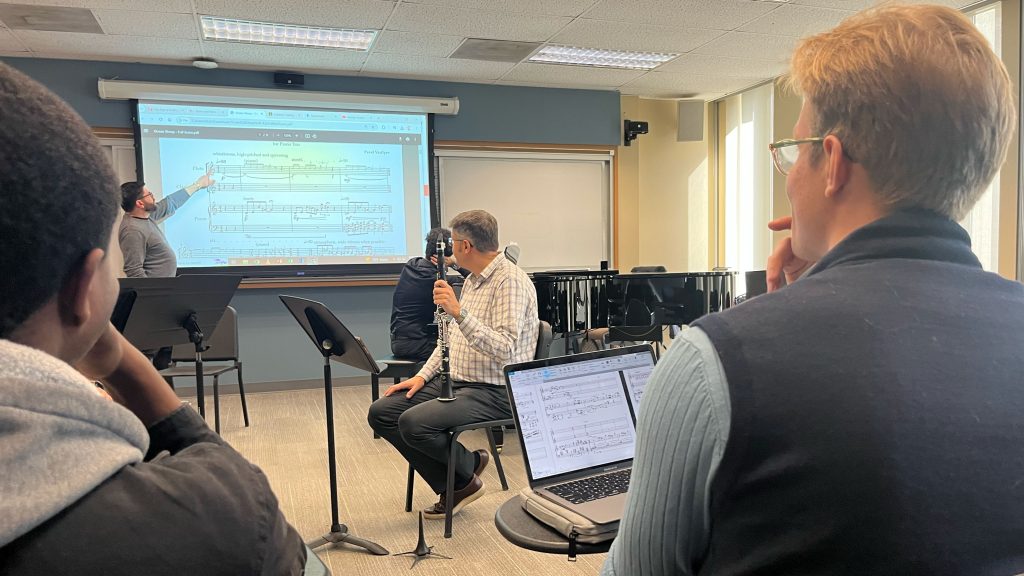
[{"xmin": 504, "ymin": 345, "xmax": 656, "ymax": 525}]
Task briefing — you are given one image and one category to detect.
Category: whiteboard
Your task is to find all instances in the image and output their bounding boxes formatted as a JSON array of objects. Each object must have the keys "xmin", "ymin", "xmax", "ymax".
[{"xmin": 438, "ymin": 150, "xmax": 612, "ymax": 272}]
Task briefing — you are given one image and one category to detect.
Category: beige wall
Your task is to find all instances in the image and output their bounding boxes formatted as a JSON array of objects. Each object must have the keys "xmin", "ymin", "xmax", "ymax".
[
  {"xmin": 771, "ymin": 83, "xmax": 801, "ymax": 249},
  {"xmin": 616, "ymin": 96, "xmax": 710, "ymax": 272},
  {"xmin": 997, "ymin": 0, "xmax": 1020, "ymax": 280},
  {"xmin": 617, "ymin": 96, "xmax": 641, "ymax": 271}
]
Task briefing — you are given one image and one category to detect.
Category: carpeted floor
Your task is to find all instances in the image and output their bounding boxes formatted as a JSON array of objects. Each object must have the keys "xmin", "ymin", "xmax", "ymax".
[{"xmin": 182, "ymin": 385, "xmax": 608, "ymax": 575}]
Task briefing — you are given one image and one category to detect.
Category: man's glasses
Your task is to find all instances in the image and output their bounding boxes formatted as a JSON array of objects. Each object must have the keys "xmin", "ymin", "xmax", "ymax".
[{"xmin": 767, "ymin": 137, "xmax": 825, "ymax": 176}]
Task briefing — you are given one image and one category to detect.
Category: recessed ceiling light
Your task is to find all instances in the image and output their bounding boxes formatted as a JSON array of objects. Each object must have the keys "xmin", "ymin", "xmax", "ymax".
[
  {"xmin": 192, "ymin": 58, "xmax": 219, "ymax": 69},
  {"xmin": 528, "ymin": 45, "xmax": 678, "ymax": 70},
  {"xmin": 200, "ymin": 16, "xmax": 377, "ymax": 51}
]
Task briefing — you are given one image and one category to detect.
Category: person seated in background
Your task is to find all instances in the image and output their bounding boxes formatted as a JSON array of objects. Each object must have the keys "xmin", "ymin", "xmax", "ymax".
[
  {"xmin": 369, "ymin": 210, "xmax": 538, "ymax": 519},
  {"xmin": 390, "ymin": 227, "xmax": 456, "ymax": 361},
  {"xmin": 0, "ymin": 62, "xmax": 305, "ymax": 575},
  {"xmin": 604, "ymin": 5, "xmax": 1024, "ymax": 575}
]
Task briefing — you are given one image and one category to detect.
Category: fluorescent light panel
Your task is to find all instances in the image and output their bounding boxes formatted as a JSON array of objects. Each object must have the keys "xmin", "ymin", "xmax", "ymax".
[
  {"xmin": 200, "ymin": 16, "xmax": 376, "ymax": 51},
  {"xmin": 528, "ymin": 44, "xmax": 678, "ymax": 70}
]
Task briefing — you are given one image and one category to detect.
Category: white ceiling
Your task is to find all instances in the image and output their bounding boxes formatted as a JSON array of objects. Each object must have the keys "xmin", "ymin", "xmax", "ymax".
[{"xmin": 0, "ymin": 0, "xmax": 983, "ymax": 100}]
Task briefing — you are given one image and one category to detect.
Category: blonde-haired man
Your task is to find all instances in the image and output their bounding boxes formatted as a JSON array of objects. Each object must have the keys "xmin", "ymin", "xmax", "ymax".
[{"xmin": 604, "ymin": 5, "xmax": 1023, "ymax": 575}]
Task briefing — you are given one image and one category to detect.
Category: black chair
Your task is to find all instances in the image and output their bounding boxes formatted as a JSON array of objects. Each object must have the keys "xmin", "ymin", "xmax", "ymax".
[
  {"xmin": 371, "ymin": 358, "xmax": 426, "ymax": 404},
  {"xmin": 160, "ymin": 305, "xmax": 248, "ymax": 434},
  {"xmin": 405, "ymin": 320, "xmax": 553, "ymax": 538}
]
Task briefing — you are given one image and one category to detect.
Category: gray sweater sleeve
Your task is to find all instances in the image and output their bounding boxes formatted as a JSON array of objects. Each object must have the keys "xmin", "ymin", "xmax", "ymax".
[
  {"xmin": 601, "ymin": 327, "xmax": 731, "ymax": 576},
  {"xmin": 119, "ymin": 223, "xmax": 148, "ymax": 278},
  {"xmin": 152, "ymin": 188, "xmax": 190, "ymax": 222}
]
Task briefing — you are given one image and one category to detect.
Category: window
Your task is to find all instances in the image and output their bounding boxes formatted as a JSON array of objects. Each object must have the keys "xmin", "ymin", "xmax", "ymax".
[
  {"xmin": 716, "ymin": 82, "xmax": 774, "ymax": 294},
  {"xmin": 961, "ymin": 3, "xmax": 1002, "ymax": 271}
]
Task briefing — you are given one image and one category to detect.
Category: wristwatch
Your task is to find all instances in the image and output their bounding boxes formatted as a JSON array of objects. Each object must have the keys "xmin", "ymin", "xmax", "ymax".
[{"xmin": 456, "ymin": 309, "xmax": 469, "ymax": 324}]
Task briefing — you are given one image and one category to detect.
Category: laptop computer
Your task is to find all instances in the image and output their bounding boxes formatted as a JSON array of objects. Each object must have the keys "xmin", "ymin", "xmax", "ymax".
[{"xmin": 504, "ymin": 344, "xmax": 657, "ymax": 525}]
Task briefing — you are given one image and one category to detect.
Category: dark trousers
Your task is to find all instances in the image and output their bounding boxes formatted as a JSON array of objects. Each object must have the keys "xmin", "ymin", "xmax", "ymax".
[{"xmin": 367, "ymin": 377, "xmax": 512, "ymax": 494}]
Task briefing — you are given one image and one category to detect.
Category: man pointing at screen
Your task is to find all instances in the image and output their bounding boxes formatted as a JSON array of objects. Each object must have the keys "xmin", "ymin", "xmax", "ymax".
[{"xmin": 119, "ymin": 168, "xmax": 215, "ymax": 278}]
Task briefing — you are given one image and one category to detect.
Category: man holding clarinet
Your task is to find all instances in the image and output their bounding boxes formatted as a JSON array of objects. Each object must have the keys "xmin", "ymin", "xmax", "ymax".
[{"xmin": 368, "ymin": 210, "xmax": 538, "ymax": 519}]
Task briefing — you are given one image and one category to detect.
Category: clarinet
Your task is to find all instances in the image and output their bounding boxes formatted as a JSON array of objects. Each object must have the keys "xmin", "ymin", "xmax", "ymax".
[{"xmin": 436, "ymin": 239, "xmax": 456, "ymax": 402}]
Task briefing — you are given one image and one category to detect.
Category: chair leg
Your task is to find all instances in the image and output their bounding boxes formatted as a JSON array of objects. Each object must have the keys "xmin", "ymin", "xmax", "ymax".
[
  {"xmin": 486, "ymin": 427, "xmax": 510, "ymax": 491},
  {"xmin": 236, "ymin": 363, "xmax": 249, "ymax": 428},
  {"xmin": 444, "ymin": 431, "xmax": 460, "ymax": 538},
  {"xmin": 491, "ymin": 426, "xmax": 505, "ymax": 453},
  {"xmin": 213, "ymin": 374, "xmax": 221, "ymax": 434},
  {"xmin": 370, "ymin": 374, "xmax": 381, "ymax": 439},
  {"xmin": 405, "ymin": 464, "xmax": 415, "ymax": 512}
]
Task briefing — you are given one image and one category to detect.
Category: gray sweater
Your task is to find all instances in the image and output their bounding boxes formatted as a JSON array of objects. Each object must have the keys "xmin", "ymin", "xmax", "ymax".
[{"xmin": 119, "ymin": 188, "xmax": 189, "ymax": 278}]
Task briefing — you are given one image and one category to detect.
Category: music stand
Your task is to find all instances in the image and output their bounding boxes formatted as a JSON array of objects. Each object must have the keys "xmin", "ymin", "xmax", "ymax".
[
  {"xmin": 117, "ymin": 275, "xmax": 241, "ymax": 419},
  {"xmin": 279, "ymin": 295, "xmax": 389, "ymax": 557}
]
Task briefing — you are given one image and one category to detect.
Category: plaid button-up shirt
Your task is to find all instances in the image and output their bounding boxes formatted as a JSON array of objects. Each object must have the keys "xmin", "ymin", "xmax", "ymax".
[{"xmin": 416, "ymin": 253, "xmax": 539, "ymax": 386}]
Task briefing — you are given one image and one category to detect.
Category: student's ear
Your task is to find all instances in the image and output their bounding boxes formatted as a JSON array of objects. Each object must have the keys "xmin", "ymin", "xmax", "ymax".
[
  {"xmin": 58, "ymin": 248, "xmax": 105, "ymax": 328},
  {"xmin": 822, "ymin": 135, "xmax": 851, "ymax": 199}
]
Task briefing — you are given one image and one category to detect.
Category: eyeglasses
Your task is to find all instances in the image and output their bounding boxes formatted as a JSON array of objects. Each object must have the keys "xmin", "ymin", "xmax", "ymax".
[
  {"xmin": 768, "ymin": 137, "xmax": 825, "ymax": 175},
  {"xmin": 451, "ymin": 237, "xmax": 473, "ymax": 250},
  {"xmin": 140, "ymin": 191, "xmax": 154, "ymax": 201}
]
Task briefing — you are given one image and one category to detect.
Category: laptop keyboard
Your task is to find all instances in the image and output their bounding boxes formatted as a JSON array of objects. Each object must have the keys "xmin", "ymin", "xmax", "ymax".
[{"xmin": 547, "ymin": 469, "xmax": 632, "ymax": 504}]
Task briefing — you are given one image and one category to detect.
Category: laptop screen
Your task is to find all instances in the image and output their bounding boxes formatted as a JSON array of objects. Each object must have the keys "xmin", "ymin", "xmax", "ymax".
[{"xmin": 506, "ymin": 349, "xmax": 656, "ymax": 481}]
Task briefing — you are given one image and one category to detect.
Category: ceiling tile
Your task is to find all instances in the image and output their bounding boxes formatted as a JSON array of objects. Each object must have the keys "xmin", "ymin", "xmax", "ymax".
[
  {"xmin": 399, "ymin": 0, "xmax": 597, "ymax": 17},
  {"xmin": 203, "ymin": 42, "xmax": 368, "ymax": 73},
  {"xmin": 621, "ymin": 70, "xmax": 765, "ymax": 98},
  {"xmin": 386, "ymin": 3, "xmax": 570, "ymax": 42},
  {"xmin": 788, "ymin": 0, "xmax": 884, "ymax": 9},
  {"xmin": 551, "ymin": 18, "xmax": 725, "ymax": 54},
  {"xmin": 585, "ymin": 0, "xmax": 777, "ymax": 31},
  {"xmin": 195, "ymin": 0, "xmax": 397, "ymax": 29},
  {"xmin": 14, "ymin": 29, "xmax": 201, "ymax": 60},
  {"xmin": 658, "ymin": 53, "xmax": 786, "ymax": 78},
  {"xmin": 502, "ymin": 62, "xmax": 645, "ymax": 88},
  {"xmin": 4, "ymin": 0, "xmax": 192, "ymax": 12},
  {"xmin": 790, "ymin": 0, "xmax": 977, "ymax": 9},
  {"xmin": 94, "ymin": 9, "xmax": 198, "ymax": 39},
  {"xmin": 739, "ymin": 4, "xmax": 852, "ymax": 38},
  {"xmin": 692, "ymin": 31, "xmax": 795, "ymax": 62},
  {"xmin": 373, "ymin": 30, "xmax": 464, "ymax": 57},
  {"xmin": 362, "ymin": 52, "xmax": 513, "ymax": 81},
  {"xmin": 0, "ymin": 28, "xmax": 27, "ymax": 52}
]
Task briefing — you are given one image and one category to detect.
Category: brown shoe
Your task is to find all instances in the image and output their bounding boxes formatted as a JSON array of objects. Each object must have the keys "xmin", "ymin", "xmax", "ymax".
[
  {"xmin": 473, "ymin": 449, "xmax": 489, "ymax": 477},
  {"xmin": 423, "ymin": 475, "xmax": 484, "ymax": 519}
]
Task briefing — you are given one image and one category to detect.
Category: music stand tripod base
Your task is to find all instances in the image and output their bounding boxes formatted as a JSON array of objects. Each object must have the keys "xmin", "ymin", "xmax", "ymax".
[
  {"xmin": 307, "ymin": 524, "xmax": 389, "ymax": 556},
  {"xmin": 395, "ymin": 512, "xmax": 451, "ymax": 568}
]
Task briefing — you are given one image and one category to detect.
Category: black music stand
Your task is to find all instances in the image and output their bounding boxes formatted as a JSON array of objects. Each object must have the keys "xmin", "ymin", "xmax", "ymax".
[
  {"xmin": 117, "ymin": 275, "xmax": 241, "ymax": 419},
  {"xmin": 279, "ymin": 295, "xmax": 389, "ymax": 557}
]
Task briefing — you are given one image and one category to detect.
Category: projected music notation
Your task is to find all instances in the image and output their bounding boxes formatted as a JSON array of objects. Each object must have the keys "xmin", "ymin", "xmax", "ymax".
[
  {"xmin": 206, "ymin": 199, "xmax": 394, "ymax": 234},
  {"xmin": 550, "ymin": 421, "xmax": 634, "ymax": 459},
  {"xmin": 209, "ymin": 200, "xmax": 392, "ymax": 217},
  {"xmin": 178, "ymin": 243, "xmax": 377, "ymax": 260},
  {"xmin": 212, "ymin": 163, "xmax": 392, "ymax": 194}
]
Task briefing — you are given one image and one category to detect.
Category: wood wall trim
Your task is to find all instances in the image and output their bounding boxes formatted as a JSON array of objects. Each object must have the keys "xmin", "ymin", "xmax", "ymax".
[
  {"xmin": 93, "ymin": 126, "xmax": 133, "ymax": 139},
  {"xmin": 435, "ymin": 140, "xmax": 615, "ymax": 154},
  {"xmin": 239, "ymin": 279, "xmax": 397, "ymax": 289}
]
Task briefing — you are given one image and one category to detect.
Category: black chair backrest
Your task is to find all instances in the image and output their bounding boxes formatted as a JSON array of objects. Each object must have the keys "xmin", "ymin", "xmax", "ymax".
[
  {"xmin": 631, "ymin": 265, "xmax": 667, "ymax": 273},
  {"xmin": 535, "ymin": 320, "xmax": 553, "ymax": 360}
]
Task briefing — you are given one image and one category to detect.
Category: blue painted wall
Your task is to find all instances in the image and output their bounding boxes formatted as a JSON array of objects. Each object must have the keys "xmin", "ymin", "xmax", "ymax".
[
  {"xmin": 0, "ymin": 57, "xmax": 621, "ymax": 145},
  {"xmin": 3, "ymin": 57, "xmax": 620, "ymax": 384}
]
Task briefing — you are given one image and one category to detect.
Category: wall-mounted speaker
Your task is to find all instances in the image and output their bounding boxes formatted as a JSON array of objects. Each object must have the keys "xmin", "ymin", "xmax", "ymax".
[
  {"xmin": 273, "ymin": 72, "xmax": 304, "ymax": 87},
  {"xmin": 677, "ymin": 100, "xmax": 705, "ymax": 142}
]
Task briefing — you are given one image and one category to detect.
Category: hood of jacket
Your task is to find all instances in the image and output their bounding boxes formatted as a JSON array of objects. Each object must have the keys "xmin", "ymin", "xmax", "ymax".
[{"xmin": 0, "ymin": 339, "xmax": 148, "ymax": 546}]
